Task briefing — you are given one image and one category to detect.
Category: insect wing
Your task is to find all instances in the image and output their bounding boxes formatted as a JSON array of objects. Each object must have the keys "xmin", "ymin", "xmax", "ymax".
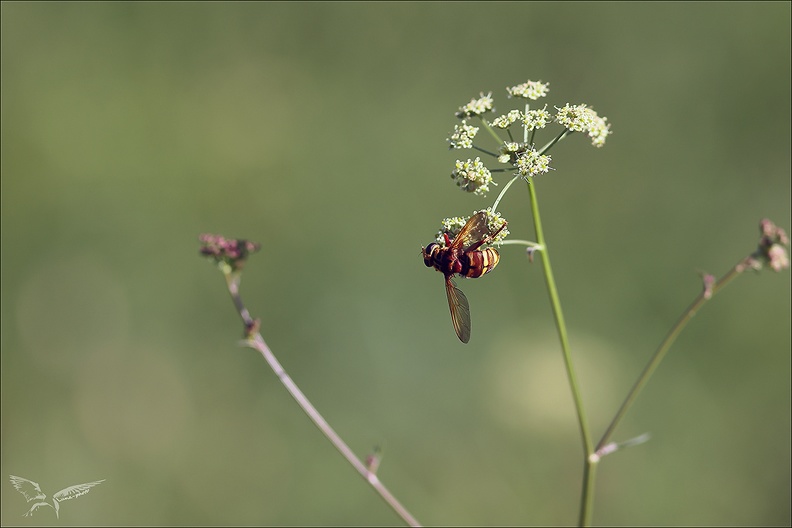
[
  {"xmin": 445, "ymin": 277, "xmax": 471, "ymax": 343},
  {"xmin": 449, "ymin": 212, "xmax": 491, "ymax": 252}
]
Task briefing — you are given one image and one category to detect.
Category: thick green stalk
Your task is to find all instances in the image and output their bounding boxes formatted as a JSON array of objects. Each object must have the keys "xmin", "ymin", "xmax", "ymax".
[{"xmin": 526, "ymin": 180, "xmax": 594, "ymax": 526}]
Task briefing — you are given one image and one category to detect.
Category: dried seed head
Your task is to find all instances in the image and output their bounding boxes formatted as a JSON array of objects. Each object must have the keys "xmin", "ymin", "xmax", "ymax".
[
  {"xmin": 741, "ymin": 219, "xmax": 789, "ymax": 272},
  {"xmin": 199, "ymin": 234, "xmax": 260, "ymax": 273}
]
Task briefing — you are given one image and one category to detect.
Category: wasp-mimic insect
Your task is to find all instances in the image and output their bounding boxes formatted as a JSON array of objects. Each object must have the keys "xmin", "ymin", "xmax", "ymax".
[{"xmin": 422, "ymin": 212, "xmax": 506, "ymax": 343}]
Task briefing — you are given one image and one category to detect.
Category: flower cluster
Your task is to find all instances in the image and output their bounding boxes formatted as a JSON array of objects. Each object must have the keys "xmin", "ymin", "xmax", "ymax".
[
  {"xmin": 450, "ymin": 157, "xmax": 494, "ymax": 196},
  {"xmin": 523, "ymin": 107, "xmax": 552, "ymax": 131},
  {"xmin": 448, "ymin": 123, "xmax": 479, "ymax": 149},
  {"xmin": 516, "ymin": 148, "xmax": 552, "ymax": 177},
  {"xmin": 492, "ymin": 110, "xmax": 523, "ymax": 129},
  {"xmin": 455, "ymin": 92, "xmax": 494, "ymax": 118},
  {"xmin": 506, "ymin": 80, "xmax": 549, "ymax": 100},
  {"xmin": 445, "ymin": 79, "xmax": 611, "ymax": 198},
  {"xmin": 555, "ymin": 103, "xmax": 611, "ymax": 147},
  {"xmin": 497, "ymin": 142, "xmax": 522, "ymax": 164}
]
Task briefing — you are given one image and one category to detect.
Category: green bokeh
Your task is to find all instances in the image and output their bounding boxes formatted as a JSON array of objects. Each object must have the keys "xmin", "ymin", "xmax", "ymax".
[{"xmin": 2, "ymin": 2, "xmax": 789, "ymax": 526}]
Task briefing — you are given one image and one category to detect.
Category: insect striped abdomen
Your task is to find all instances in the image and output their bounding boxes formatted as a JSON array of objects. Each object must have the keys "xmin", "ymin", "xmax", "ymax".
[{"xmin": 461, "ymin": 248, "xmax": 500, "ymax": 278}]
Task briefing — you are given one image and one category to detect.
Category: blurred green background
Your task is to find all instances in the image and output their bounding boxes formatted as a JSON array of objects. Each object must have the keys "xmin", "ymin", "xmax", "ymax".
[{"xmin": 2, "ymin": 2, "xmax": 789, "ymax": 526}]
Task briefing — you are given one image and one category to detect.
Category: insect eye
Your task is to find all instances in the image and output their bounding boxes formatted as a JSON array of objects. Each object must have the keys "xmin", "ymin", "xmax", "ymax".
[{"xmin": 423, "ymin": 243, "xmax": 439, "ymax": 266}]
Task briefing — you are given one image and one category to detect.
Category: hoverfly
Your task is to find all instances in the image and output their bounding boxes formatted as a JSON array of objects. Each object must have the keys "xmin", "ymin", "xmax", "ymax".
[{"xmin": 422, "ymin": 212, "xmax": 507, "ymax": 343}]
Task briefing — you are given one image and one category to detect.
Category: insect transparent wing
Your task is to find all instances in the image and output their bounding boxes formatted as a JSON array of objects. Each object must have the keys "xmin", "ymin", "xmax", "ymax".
[
  {"xmin": 449, "ymin": 212, "xmax": 491, "ymax": 252},
  {"xmin": 445, "ymin": 277, "xmax": 471, "ymax": 343}
]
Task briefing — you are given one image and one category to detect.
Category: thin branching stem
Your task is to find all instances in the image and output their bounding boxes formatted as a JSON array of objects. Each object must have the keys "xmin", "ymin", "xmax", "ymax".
[
  {"xmin": 595, "ymin": 264, "xmax": 744, "ymax": 452},
  {"xmin": 538, "ymin": 129, "xmax": 572, "ymax": 156},
  {"xmin": 577, "ymin": 262, "xmax": 746, "ymax": 526},
  {"xmin": 491, "ymin": 174, "xmax": 521, "ymax": 212},
  {"xmin": 224, "ymin": 272, "xmax": 421, "ymax": 527},
  {"xmin": 471, "ymin": 144, "xmax": 499, "ymax": 158},
  {"xmin": 479, "ymin": 116, "xmax": 504, "ymax": 145}
]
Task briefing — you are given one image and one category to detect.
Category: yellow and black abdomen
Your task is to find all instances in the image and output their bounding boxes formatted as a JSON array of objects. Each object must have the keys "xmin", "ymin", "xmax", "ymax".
[{"xmin": 461, "ymin": 248, "xmax": 500, "ymax": 278}]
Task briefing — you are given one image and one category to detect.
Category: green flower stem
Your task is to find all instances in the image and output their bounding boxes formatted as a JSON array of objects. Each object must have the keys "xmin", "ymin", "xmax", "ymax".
[
  {"xmin": 595, "ymin": 263, "xmax": 744, "ymax": 452},
  {"xmin": 480, "ymin": 116, "xmax": 505, "ymax": 144},
  {"xmin": 580, "ymin": 458, "xmax": 597, "ymax": 527},
  {"xmin": 472, "ymin": 145, "xmax": 499, "ymax": 158},
  {"xmin": 525, "ymin": 180, "xmax": 595, "ymax": 526},
  {"xmin": 538, "ymin": 129, "xmax": 572, "ymax": 156},
  {"xmin": 492, "ymin": 175, "xmax": 521, "ymax": 212},
  {"xmin": 224, "ymin": 272, "xmax": 421, "ymax": 527}
]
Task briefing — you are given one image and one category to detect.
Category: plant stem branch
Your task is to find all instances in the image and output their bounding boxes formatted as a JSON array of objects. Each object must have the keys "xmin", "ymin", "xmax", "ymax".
[
  {"xmin": 224, "ymin": 273, "xmax": 421, "ymax": 527},
  {"xmin": 480, "ymin": 116, "xmax": 504, "ymax": 144},
  {"xmin": 491, "ymin": 174, "xmax": 521, "ymax": 212},
  {"xmin": 595, "ymin": 264, "xmax": 744, "ymax": 452}
]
